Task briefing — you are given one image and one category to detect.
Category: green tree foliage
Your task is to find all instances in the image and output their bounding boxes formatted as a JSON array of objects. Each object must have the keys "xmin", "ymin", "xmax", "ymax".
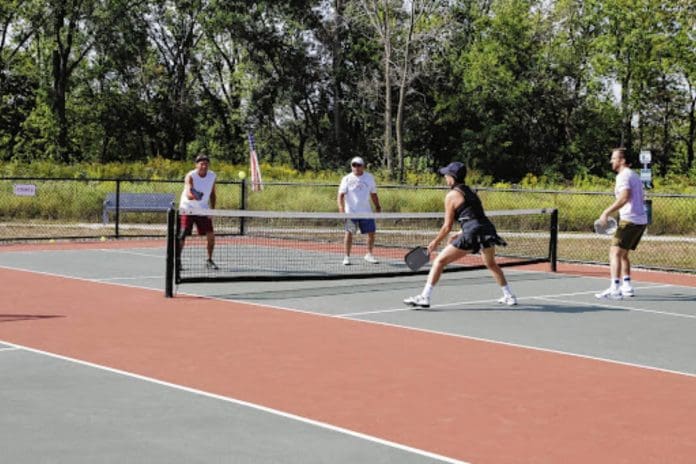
[{"xmin": 0, "ymin": 0, "xmax": 694, "ymax": 184}]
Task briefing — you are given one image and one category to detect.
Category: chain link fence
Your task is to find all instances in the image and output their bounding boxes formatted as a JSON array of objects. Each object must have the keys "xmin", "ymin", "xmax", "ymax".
[
  {"xmin": 0, "ymin": 178, "xmax": 244, "ymax": 240},
  {"xmin": 2, "ymin": 177, "xmax": 695, "ymax": 272}
]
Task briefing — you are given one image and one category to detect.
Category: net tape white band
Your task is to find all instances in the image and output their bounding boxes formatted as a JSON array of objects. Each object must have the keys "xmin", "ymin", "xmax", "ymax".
[{"xmin": 179, "ymin": 208, "xmax": 556, "ymax": 220}]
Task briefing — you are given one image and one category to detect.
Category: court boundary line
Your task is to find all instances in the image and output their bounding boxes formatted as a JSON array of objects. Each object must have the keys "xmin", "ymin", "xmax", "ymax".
[
  {"xmin": 94, "ymin": 275, "xmax": 163, "ymax": 282},
  {"xmin": 533, "ymin": 296, "xmax": 696, "ymax": 319},
  {"xmin": 1, "ymin": 263, "xmax": 694, "ymax": 378},
  {"xmin": 0, "ymin": 346, "xmax": 21, "ymax": 352},
  {"xmin": 1, "ymin": 340, "xmax": 468, "ymax": 464},
  {"xmin": 100, "ymin": 249, "xmax": 163, "ymax": 258}
]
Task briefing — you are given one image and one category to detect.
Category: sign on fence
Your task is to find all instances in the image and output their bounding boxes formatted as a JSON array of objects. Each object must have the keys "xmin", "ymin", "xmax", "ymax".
[{"xmin": 13, "ymin": 184, "xmax": 36, "ymax": 196}]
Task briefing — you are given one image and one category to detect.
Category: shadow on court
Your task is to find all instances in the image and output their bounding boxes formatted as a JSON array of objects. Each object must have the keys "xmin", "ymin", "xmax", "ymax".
[
  {"xmin": 0, "ymin": 314, "xmax": 65, "ymax": 323},
  {"xmin": 631, "ymin": 293, "xmax": 696, "ymax": 303},
  {"xmin": 418, "ymin": 303, "xmax": 625, "ymax": 314}
]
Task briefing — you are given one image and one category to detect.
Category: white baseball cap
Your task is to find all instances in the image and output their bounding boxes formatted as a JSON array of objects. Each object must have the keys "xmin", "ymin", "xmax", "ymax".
[{"xmin": 350, "ymin": 157, "xmax": 365, "ymax": 166}]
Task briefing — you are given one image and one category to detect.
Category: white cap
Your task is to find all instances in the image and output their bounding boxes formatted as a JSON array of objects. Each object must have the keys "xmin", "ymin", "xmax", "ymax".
[{"xmin": 350, "ymin": 157, "xmax": 365, "ymax": 166}]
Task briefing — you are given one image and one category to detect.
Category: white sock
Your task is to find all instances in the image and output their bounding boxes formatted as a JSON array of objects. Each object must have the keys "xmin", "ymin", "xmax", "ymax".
[
  {"xmin": 502, "ymin": 284, "xmax": 513, "ymax": 296},
  {"xmin": 611, "ymin": 279, "xmax": 620, "ymax": 290},
  {"xmin": 421, "ymin": 283, "xmax": 434, "ymax": 298},
  {"xmin": 622, "ymin": 276, "xmax": 631, "ymax": 286}
]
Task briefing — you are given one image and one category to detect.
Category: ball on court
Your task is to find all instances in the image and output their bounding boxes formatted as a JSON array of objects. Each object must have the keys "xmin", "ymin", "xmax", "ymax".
[
  {"xmin": 49, "ymin": 239, "xmax": 55, "ymax": 243},
  {"xmin": 100, "ymin": 236, "xmax": 106, "ymax": 242},
  {"xmin": 238, "ymin": 171, "xmax": 246, "ymax": 179}
]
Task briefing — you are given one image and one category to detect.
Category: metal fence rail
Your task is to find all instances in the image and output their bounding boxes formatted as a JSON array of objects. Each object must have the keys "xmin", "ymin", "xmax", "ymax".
[{"xmin": 2, "ymin": 177, "xmax": 695, "ymax": 272}]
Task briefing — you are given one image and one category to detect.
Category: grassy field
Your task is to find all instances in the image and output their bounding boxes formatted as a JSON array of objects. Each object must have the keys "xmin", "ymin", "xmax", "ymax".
[
  {"xmin": 558, "ymin": 234, "xmax": 696, "ymax": 271},
  {"xmin": 2, "ymin": 177, "xmax": 695, "ymax": 272}
]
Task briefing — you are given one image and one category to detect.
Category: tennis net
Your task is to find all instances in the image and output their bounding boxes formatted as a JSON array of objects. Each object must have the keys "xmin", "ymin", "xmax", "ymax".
[{"xmin": 165, "ymin": 207, "xmax": 557, "ymax": 295}]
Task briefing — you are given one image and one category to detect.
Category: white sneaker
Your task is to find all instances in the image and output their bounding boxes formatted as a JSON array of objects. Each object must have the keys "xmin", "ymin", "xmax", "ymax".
[
  {"xmin": 595, "ymin": 288, "xmax": 623, "ymax": 300},
  {"xmin": 498, "ymin": 295, "xmax": 517, "ymax": 306},
  {"xmin": 403, "ymin": 294, "xmax": 430, "ymax": 309},
  {"xmin": 620, "ymin": 285, "xmax": 635, "ymax": 297},
  {"xmin": 342, "ymin": 256, "xmax": 351, "ymax": 266},
  {"xmin": 364, "ymin": 253, "xmax": 378, "ymax": 264}
]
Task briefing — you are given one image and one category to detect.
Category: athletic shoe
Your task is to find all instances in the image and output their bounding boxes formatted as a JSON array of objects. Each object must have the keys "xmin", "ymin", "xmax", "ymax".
[
  {"xmin": 403, "ymin": 294, "xmax": 430, "ymax": 309},
  {"xmin": 206, "ymin": 259, "xmax": 219, "ymax": 270},
  {"xmin": 595, "ymin": 288, "xmax": 622, "ymax": 300},
  {"xmin": 498, "ymin": 295, "xmax": 517, "ymax": 306},
  {"xmin": 342, "ymin": 256, "xmax": 351, "ymax": 266},
  {"xmin": 620, "ymin": 285, "xmax": 635, "ymax": 297},
  {"xmin": 364, "ymin": 253, "xmax": 379, "ymax": 264}
]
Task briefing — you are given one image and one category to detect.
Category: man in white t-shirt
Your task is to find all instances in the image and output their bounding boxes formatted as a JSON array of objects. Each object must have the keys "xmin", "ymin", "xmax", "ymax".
[
  {"xmin": 595, "ymin": 148, "xmax": 648, "ymax": 300},
  {"xmin": 178, "ymin": 152, "xmax": 218, "ymax": 270},
  {"xmin": 337, "ymin": 157, "xmax": 382, "ymax": 265}
]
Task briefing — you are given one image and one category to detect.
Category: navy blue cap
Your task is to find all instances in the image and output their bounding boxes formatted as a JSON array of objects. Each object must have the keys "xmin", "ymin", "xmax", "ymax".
[{"xmin": 438, "ymin": 162, "xmax": 467, "ymax": 181}]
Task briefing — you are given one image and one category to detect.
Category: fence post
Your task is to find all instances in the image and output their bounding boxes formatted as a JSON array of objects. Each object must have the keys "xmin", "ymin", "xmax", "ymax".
[
  {"xmin": 165, "ymin": 207, "xmax": 175, "ymax": 298},
  {"xmin": 644, "ymin": 198, "xmax": 652, "ymax": 225},
  {"xmin": 550, "ymin": 208, "xmax": 558, "ymax": 272},
  {"xmin": 115, "ymin": 179, "xmax": 121, "ymax": 238},
  {"xmin": 240, "ymin": 179, "xmax": 247, "ymax": 236}
]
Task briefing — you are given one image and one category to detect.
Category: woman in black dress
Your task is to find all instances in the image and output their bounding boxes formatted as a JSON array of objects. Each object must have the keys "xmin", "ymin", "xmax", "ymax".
[{"xmin": 403, "ymin": 162, "xmax": 517, "ymax": 309}]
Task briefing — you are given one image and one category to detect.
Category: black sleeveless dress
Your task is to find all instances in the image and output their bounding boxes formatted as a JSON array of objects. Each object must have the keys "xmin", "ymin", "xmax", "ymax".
[{"xmin": 450, "ymin": 184, "xmax": 507, "ymax": 253}]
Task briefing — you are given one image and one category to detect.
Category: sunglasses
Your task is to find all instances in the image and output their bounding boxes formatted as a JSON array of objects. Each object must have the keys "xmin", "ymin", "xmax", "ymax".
[{"xmin": 351, "ymin": 163, "xmax": 364, "ymax": 167}]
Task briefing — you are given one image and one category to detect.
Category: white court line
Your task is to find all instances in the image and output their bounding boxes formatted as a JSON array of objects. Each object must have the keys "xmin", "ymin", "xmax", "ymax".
[
  {"xmin": 337, "ymin": 284, "xmax": 673, "ymax": 317},
  {"xmin": 533, "ymin": 296, "xmax": 696, "ymax": 319},
  {"xmin": 1, "ymin": 263, "xmax": 695, "ymax": 379},
  {"xmin": 99, "ymin": 249, "xmax": 163, "ymax": 258},
  {"xmin": 94, "ymin": 275, "xmax": 162, "ymax": 282},
  {"xmin": 1, "ymin": 341, "xmax": 467, "ymax": 464},
  {"xmin": 0, "ymin": 264, "xmax": 163, "ymax": 293},
  {"xmin": 0, "ymin": 247, "xmax": 160, "ymax": 256},
  {"xmin": 0, "ymin": 346, "xmax": 21, "ymax": 352},
  {"xmin": 509, "ymin": 266, "xmax": 696, "ymax": 285},
  {"xmin": 333, "ymin": 312, "xmax": 696, "ymax": 379}
]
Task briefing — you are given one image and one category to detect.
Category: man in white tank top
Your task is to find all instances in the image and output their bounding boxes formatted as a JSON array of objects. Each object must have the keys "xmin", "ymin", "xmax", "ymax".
[
  {"xmin": 178, "ymin": 153, "xmax": 218, "ymax": 270},
  {"xmin": 595, "ymin": 148, "xmax": 648, "ymax": 300}
]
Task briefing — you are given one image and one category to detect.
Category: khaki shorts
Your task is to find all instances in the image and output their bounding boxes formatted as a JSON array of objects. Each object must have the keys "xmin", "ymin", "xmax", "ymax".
[{"xmin": 612, "ymin": 220, "xmax": 647, "ymax": 250}]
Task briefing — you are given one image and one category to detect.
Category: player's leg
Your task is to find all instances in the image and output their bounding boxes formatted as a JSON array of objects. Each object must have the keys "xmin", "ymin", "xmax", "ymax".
[
  {"xmin": 596, "ymin": 245, "xmax": 623, "ymax": 299},
  {"xmin": 404, "ymin": 245, "xmax": 468, "ymax": 308},
  {"xmin": 206, "ymin": 231, "xmax": 216, "ymax": 262},
  {"xmin": 619, "ymin": 223, "xmax": 646, "ymax": 296},
  {"xmin": 363, "ymin": 220, "xmax": 378, "ymax": 263},
  {"xmin": 481, "ymin": 247, "xmax": 516, "ymax": 305},
  {"xmin": 619, "ymin": 247, "xmax": 641, "ymax": 296},
  {"xmin": 192, "ymin": 216, "xmax": 217, "ymax": 270},
  {"xmin": 343, "ymin": 229, "xmax": 353, "ymax": 265},
  {"xmin": 177, "ymin": 215, "xmax": 194, "ymax": 269}
]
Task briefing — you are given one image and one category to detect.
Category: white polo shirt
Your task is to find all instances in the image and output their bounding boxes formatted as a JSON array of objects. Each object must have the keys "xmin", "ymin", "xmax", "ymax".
[{"xmin": 338, "ymin": 172, "xmax": 377, "ymax": 213}]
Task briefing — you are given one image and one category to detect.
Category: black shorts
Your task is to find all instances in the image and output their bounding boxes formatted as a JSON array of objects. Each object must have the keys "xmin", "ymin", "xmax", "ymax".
[{"xmin": 451, "ymin": 219, "xmax": 507, "ymax": 254}]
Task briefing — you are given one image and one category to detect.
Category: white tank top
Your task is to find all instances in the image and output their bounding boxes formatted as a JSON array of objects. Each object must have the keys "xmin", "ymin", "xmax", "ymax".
[{"xmin": 179, "ymin": 169, "xmax": 216, "ymax": 209}]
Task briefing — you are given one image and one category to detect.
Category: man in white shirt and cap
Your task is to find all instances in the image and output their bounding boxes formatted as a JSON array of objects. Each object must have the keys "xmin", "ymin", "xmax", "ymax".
[{"xmin": 337, "ymin": 157, "xmax": 382, "ymax": 265}]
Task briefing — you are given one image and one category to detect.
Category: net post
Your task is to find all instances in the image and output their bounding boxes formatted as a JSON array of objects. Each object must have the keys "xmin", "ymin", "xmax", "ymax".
[
  {"xmin": 549, "ymin": 208, "xmax": 558, "ymax": 272},
  {"xmin": 240, "ymin": 179, "xmax": 247, "ymax": 236},
  {"xmin": 115, "ymin": 180, "xmax": 121, "ymax": 238},
  {"xmin": 165, "ymin": 206, "xmax": 175, "ymax": 297}
]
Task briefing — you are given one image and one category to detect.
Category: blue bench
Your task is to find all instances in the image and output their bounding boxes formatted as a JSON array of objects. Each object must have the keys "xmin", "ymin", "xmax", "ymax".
[{"xmin": 103, "ymin": 192, "xmax": 176, "ymax": 224}]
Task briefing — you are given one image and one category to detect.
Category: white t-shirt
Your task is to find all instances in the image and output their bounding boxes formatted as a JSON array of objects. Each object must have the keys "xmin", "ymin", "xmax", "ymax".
[
  {"xmin": 180, "ymin": 169, "xmax": 216, "ymax": 209},
  {"xmin": 615, "ymin": 168, "xmax": 647, "ymax": 225},
  {"xmin": 338, "ymin": 172, "xmax": 377, "ymax": 213}
]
